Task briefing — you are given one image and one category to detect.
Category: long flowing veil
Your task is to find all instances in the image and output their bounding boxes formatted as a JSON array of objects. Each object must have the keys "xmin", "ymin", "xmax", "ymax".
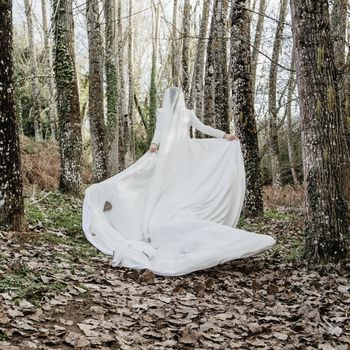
[{"xmin": 142, "ymin": 87, "xmax": 190, "ymax": 241}]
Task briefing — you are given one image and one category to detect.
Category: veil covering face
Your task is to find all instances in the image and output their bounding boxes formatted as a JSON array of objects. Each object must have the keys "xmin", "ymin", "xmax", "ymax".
[{"xmin": 142, "ymin": 87, "xmax": 191, "ymax": 241}]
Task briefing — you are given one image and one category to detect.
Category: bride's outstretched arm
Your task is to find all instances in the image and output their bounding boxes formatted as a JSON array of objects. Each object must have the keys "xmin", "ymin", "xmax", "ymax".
[{"xmin": 190, "ymin": 110, "xmax": 230, "ymax": 138}]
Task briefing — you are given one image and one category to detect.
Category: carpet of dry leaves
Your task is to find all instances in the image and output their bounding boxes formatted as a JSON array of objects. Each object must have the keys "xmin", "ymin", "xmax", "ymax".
[{"xmin": 0, "ymin": 193, "xmax": 349, "ymax": 350}]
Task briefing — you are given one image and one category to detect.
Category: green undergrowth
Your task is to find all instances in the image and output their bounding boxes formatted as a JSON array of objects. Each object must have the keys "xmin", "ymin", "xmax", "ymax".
[
  {"xmin": 24, "ymin": 191, "xmax": 100, "ymax": 259},
  {"xmin": 0, "ymin": 263, "xmax": 65, "ymax": 307},
  {"xmin": 238, "ymin": 208, "xmax": 304, "ymax": 262},
  {"xmin": 25, "ymin": 192, "xmax": 83, "ymax": 237}
]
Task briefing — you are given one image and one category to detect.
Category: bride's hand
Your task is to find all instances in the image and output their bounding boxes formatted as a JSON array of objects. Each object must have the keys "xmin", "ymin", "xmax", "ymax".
[
  {"xmin": 149, "ymin": 143, "xmax": 158, "ymax": 152},
  {"xmin": 224, "ymin": 133, "xmax": 238, "ymax": 141}
]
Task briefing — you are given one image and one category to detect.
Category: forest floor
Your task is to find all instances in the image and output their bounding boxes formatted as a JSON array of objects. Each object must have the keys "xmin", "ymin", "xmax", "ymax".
[{"xmin": 0, "ymin": 190, "xmax": 349, "ymax": 350}]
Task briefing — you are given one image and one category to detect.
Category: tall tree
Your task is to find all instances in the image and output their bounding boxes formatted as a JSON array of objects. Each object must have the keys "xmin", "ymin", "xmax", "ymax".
[
  {"xmin": 331, "ymin": 0, "xmax": 348, "ymax": 147},
  {"xmin": 148, "ymin": 3, "xmax": 160, "ymax": 145},
  {"xmin": 189, "ymin": 0, "xmax": 210, "ymax": 120},
  {"xmin": 126, "ymin": 0, "xmax": 135, "ymax": 166},
  {"xmin": 251, "ymin": 0, "xmax": 267, "ymax": 91},
  {"xmin": 286, "ymin": 47, "xmax": 299, "ymax": 186},
  {"xmin": 24, "ymin": 0, "xmax": 43, "ymax": 141},
  {"xmin": 290, "ymin": 0, "xmax": 350, "ymax": 260},
  {"xmin": 104, "ymin": 0, "xmax": 119, "ymax": 175},
  {"xmin": 181, "ymin": 0, "xmax": 191, "ymax": 104},
  {"xmin": 268, "ymin": 0, "xmax": 288, "ymax": 189},
  {"xmin": 230, "ymin": 0, "xmax": 264, "ymax": 217},
  {"xmin": 0, "ymin": 0, "xmax": 25, "ymax": 231},
  {"xmin": 331, "ymin": 0, "xmax": 347, "ymax": 69},
  {"xmin": 117, "ymin": 0, "xmax": 126, "ymax": 171},
  {"xmin": 41, "ymin": 0, "xmax": 57, "ymax": 141},
  {"xmin": 171, "ymin": 0, "xmax": 180, "ymax": 86},
  {"xmin": 87, "ymin": 0, "xmax": 108, "ymax": 182},
  {"xmin": 204, "ymin": 0, "xmax": 230, "ymax": 133},
  {"xmin": 52, "ymin": 0, "xmax": 83, "ymax": 194}
]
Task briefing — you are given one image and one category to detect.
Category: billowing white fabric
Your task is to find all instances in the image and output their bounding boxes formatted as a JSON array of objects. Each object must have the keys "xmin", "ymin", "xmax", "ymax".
[{"xmin": 82, "ymin": 87, "xmax": 276, "ymax": 276}]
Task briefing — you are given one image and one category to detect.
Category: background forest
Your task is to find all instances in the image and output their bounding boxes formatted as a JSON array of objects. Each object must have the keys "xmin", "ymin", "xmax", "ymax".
[
  {"xmin": 13, "ymin": 0, "xmax": 300, "ymax": 184},
  {"xmin": 0, "ymin": 0, "xmax": 350, "ymax": 349}
]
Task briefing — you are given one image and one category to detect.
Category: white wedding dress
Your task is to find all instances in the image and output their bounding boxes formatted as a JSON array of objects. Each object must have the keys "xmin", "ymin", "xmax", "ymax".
[{"xmin": 82, "ymin": 87, "xmax": 276, "ymax": 276}]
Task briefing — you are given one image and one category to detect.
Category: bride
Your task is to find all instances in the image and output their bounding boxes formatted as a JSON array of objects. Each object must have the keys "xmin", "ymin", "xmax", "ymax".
[{"xmin": 82, "ymin": 87, "xmax": 276, "ymax": 276}]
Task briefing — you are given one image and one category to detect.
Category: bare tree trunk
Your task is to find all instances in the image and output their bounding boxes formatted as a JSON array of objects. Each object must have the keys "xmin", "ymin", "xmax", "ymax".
[
  {"xmin": 291, "ymin": 0, "xmax": 350, "ymax": 261},
  {"xmin": 189, "ymin": 0, "xmax": 210, "ymax": 128},
  {"xmin": 104, "ymin": 0, "xmax": 119, "ymax": 176},
  {"xmin": 214, "ymin": 0, "xmax": 229, "ymax": 133},
  {"xmin": 268, "ymin": 0, "xmax": 288, "ymax": 189},
  {"xmin": 203, "ymin": 5, "xmax": 216, "ymax": 128},
  {"xmin": 0, "ymin": 0, "xmax": 25, "ymax": 231},
  {"xmin": 181, "ymin": 0, "xmax": 191, "ymax": 104},
  {"xmin": 148, "ymin": 3, "xmax": 160, "ymax": 145},
  {"xmin": 24, "ymin": 0, "xmax": 43, "ymax": 141},
  {"xmin": 286, "ymin": 47, "xmax": 299, "ymax": 186},
  {"xmin": 251, "ymin": 0, "xmax": 266, "ymax": 91},
  {"xmin": 331, "ymin": 0, "xmax": 347, "ymax": 68},
  {"xmin": 204, "ymin": 0, "xmax": 229, "ymax": 133},
  {"xmin": 191, "ymin": 1, "xmax": 211, "ymax": 138},
  {"xmin": 230, "ymin": 0, "xmax": 264, "ymax": 217},
  {"xmin": 331, "ymin": 0, "xmax": 348, "ymax": 148},
  {"xmin": 345, "ymin": 42, "xmax": 350, "ymax": 149},
  {"xmin": 125, "ymin": 0, "xmax": 135, "ymax": 166},
  {"xmin": 117, "ymin": 0, "xmax": 126, "ymax": 171},
  {"xmin": 87, "ymin": 0, "xmax": 108, "ymax": 183},
  {"xmin": 172, "ymin": 0, "xmax": 180, "ymax": 86},
  {"xmin": 52, "ymin": 0, "xmax": 83, "ymax": 194},
  {"xmin": 41, "ymin": 0, "xmax": 57, "ymax": 141}
]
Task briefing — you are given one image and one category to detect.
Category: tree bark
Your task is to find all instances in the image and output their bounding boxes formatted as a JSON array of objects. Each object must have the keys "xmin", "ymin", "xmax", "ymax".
[
  {"xmin": 24, "ymin": 0, "xmax": 43, "ymax": 141},
  {"xmin": 126, "ymin": 0, "xmax": 135, "ymax": 166},
  {"xmin": 117, "ymin": 0, "xmax": 126, "ymax": 171},
  {"xmin": 331, "ymin": 0, "xmax": 348, "ymax": 149},
  {"xmin": 181, "ymin": 0, "xmax": 191, "ymax": 105},
  {"xmin": 230, "ymin": 0, "xmax": 264, "ymax": 217},
  {"xmin": 189, "ymin": 0, "xmax": 210, "ymax": 128},
  {"xmin": 52, "ymin": 0, "xmax": 83, "ymax": 195},
  {"xmin": 291, "ymin": 0, "xmax": 350, "ymax": 261},
  {"xmin": 268, "ymin": 0, "xmax": 288, "ymax": 189},
  {"xmin": 204, "ymin": 0, "xmax": 230, "ymax": 133},
  {"xmin": 104, "ymin": 0, "xmax": 119, "ymax": 176},
  {"xmin": 251, "ymin": 0, "xmax": 267, "ymax": 91},
  {"xmin": 87, "ymin": 0, "xmax": 108, "ymax": 183},
  {"xmin": 286, "ymin": 47, "xmax": 299, "ymax": 186},
  {"xmin": 171, "ymin": 0, "xmax": 180, "ymax": 86},
  {"xmin": 148, "ymin": 3, "xmax": 160, "ymax": 145},
  {"xmin": 41, "ymin": 0, "xmax": 57, "ymax": 141},
  {"xmin": 0, "ymin": 0, "xmax": 25, "ymax": 231}
]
